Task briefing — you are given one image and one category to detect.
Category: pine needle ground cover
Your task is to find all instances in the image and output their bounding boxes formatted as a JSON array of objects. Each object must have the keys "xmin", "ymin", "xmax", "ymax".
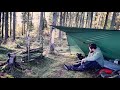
[{"xmin": 0, "ymin": 36, "xmax": 92, "ymax": 78}]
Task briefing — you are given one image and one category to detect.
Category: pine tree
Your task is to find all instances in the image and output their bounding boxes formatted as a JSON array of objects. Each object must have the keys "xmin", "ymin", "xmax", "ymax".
[
  {"xmin": 5, "ymin": 12, "xmax": 9, "ymax": 41},
  {"xmin": 1, "ymin": 12, "xmax": 4, "ymax": 39},
  {"xmin": 49, "ymin": 12, "xmax": 57, "ymax": 53},
  {"xmin": 13, "ymin": 12, "xmax": 16, "ymax": 41},
  {"xmin": 10, "ymin": 12, "xmax": 12, "ymax": 37},
  {"xmin": 110, "ymin": 12, "xmax": 117, "ymax": 30},
  {"xmin": 0, "ymin": 12, "xmax": 1, "ymax": 35},
  {"xmin": 103, "ymin": 12, "xmax": 109, "ymax": 29}
]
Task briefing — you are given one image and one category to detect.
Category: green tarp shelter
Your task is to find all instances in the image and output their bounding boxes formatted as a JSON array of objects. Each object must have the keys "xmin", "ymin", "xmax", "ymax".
[{"xmin": 53, "ymin": 26, "xmax": 120, "ymax": 60}]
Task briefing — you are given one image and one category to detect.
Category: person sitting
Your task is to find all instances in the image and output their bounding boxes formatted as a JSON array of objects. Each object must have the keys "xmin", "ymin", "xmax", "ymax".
[{"xmin": 64, "ymin": 43, "xmax": 104, "ymax": 72}]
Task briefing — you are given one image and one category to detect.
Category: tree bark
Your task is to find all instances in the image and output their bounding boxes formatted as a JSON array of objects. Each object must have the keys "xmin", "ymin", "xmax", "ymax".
[
  {"xmin": 22, "ymin": 22, "xmax": 24, "ymax": 35},
  {"xmin": 69, "ymin": 12, "xmax": 72, "ymax": 27},
  {"xmin": 38, "ymin": 12, "xmax": 44, "ymax": 55},
  {"xmin": 38, "ymin": 12, "xmax": 44, "ymax": 40},
  {"xmin": 27, "ymin": 12, "xmax": 29, "ymax": 34},
  {"xmin": 78, "ymin": 12, "xmax": 82, "ymax": 27},
  {"xmin": 63, "ymin": 12, "xmax": 66, "ymax": 26},
  {"xmin": 115, "ymin": 12, "xmax": 120, "ymax": 30},
  {"xmin": 75, "ymin": 12, "xmax": 79, "ymax": 27},
  {"xmin": 86, "ymin": 12, "xmax": 89, "ymax": 28},
  {"xmin": 13, "ymin": 12, "xmax": 16, "ymax": 41},
  {"xmin": 31, "ymin": 12, "xmax": 33, "ymax": 19},
  {"xmin": 49, "ymin": 12, "xmax": 57, "ymax": 53},
  {"xmin": 5, "ymin": 12, "xmax": 9, "ymax": 41},
  {"xmin": 22, "ymin": 12, "xmax": 27, "ymax": 35},
  {"xmin": 110, "ymin": 12, "xmax": 117, "ymax": 30},
  {"xmin": 65, "ymin": 12, "xmax": 68, "ymax": 27},
  {"xmin": 90, "ymin": 12, "xmax": 93, "ymax": 28},
  {"xmin": 81, "ymin": 12, "xmax": 85, "ymax": 28},
  {"xmin": 0, "ymin": 12, "xmax": 1, "ymax": 35},
  {"xmin": 86, "ymin": 12, "xmax": 92, "ymax": 28},
  {"xmin": 96, "ymin": 12, "xmax": 101, "ymax": 29},
  {"xmin": 59, "ymin": 12, "xmax": 62, "ymax": 39},
  {"xmin": 79, "ymin": 12, "xmax": 83, "ymax": 28},
  {"xmin": 103, "ymin": 12, "xmax": 109, "ymax": 29},
  {"xmin": 23, "ymin": 22, "xmax": 26, "ymax": 35},
  {"xmin": 1, "ymin": 12, "xmax": 4, "ymax": 39},
  {"xmin": 10, "ymin": 12, "xmax": 12, "ymax": 37}
]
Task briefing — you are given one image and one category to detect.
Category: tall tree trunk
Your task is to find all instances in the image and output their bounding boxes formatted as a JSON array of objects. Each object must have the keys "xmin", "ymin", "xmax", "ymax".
[
  {"xmin": 79, "ymin": 12, "xmax": 83, "ymax": 28},
  {"xmin": 5, "ymin": 12, "xmax": 9, "ymax": 41},
  {"xmin": 72, "ymin": 12, "xmax": 75, "ymax": 27},
  {"xmin": 96, "ymin": 13, "xmax": 101, "ymax": 29},
  {"xmin": 49, "ymin": 12, "xmax": 57, "ymax": 53},
  {"xmin": 10, "ymin": 12, "xmax": 12, "ymax": 37},
  {"xmin": 13, "ymin": 12, "xmax": 16, "ymax": 41},
  {"xmin": 29, "ymin": 12, "xmax": 33, "ymax": 31},
  {"xmin": 23, "ymin": 22, "xmax": 25, "ymax": 34},
  {"xmin": 2, "ymin": 12, "xmax": 4, "ymax": 39},
  {"xmin": 71, "ymin": 12, "xmax": 74, "ymax": 27},
  {"xmin": 98, "ymin": 13, "xmax": 102, "ymax": 29},
  {"xmin": 75, "ymin": 12, "xmax": 79, "ymax": 27},
  {"xmin": 90, "ymin": 12, "xmax": 93, "ymax": 28},
  {"xmin": 0, "ymin": 12, "xmax": 1, "ymax": 35},
  {"xmin": 62, "ymin": 12, "xmax": 66, "ymax": 39},
  {"xmin": 86, "ymin": 12, "xmax": 89, "ymax": 28},
  {"xmin": 41, "ymin": 12, "xmax": 45, "ymax": 50},
  {"xmin": 65, "ymin": 12, "xmax": 68, "ymax": 27},
  {"xmin": 69, "ymin": 12, "xmax": 72, "ymax": 27},
  {"xmin": 78, "ymin": 12, "xmax": 82, "ymax": 27},
  {"xmin": 31, "ymin": 12, "xmax": 33, "ymax": 19},
  {"xmin": 78, "ymin": 12, "xmax": 81, "ymax": 27},
  {"xmin": 63, "ymin": 12, "xmax": 66, "ymax": 26},
  {"xmin": 98, "ymin": 14, "xmax": 102, "ymax": 29},
  {"xmin": 26, "ymin": 12, "xmax": 30, "ymax": 53},
  {"xmin": 27, "ymin": 12, "xmax": 29, "ymax": 34},
  {"xmin": 86, "ymin": 12, "xmax": 92, "ymax": 28},
  {"xmin": 59, "ymin": 12, "xmax": 62, "ymax": 39},
  {"xmin": 110, "ymin": 12, "xmax": 117, "ymax": 30},
  {"xmin": 99, "ymin": 13, "xmax": 105, "ymax": 29},
  {"xmin": 103, "ymin": 12, "xmax": 109, "ymax": 29},
  {"xmin": 58, "ymin": 12, "xmax": 63, "ymax": 47},
  {"xmin": 38, "ymin": 12, "xmax": 44, "ymax": 55},
  {"xmin": 93, "ymin": 12, "xmax": 98, "ymax": 29},
  {"xmin": 22, "ymin": 12, "xmax": 26, "ymax": 35},
  {"xmin": 22, "ymin": 22, "xmax": 24, "ymax": 35},
  {"xmin": 38, "ymin": 12, "xmax": 44, "ymax": 40},
  {"xmin": 81, "ymin": 12, "xmax": 85, "ymax": 28},
  {"xmin": 115, "ymin": 12, "xmax": 120, "ymax": 30},
  {"xmin": 43, "ymin": 12, "xmax": 45, "ymax": 19}
]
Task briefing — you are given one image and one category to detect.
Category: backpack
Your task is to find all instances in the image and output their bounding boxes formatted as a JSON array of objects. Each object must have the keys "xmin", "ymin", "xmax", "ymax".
[
  {"xmin": 76, "ymin": 53, "xmax": 85, "ymax": 60},
  {"xmin": 98, "ymin": 68, "xmax": 113, "ymax": 74},
  {"xmin": 97, "ymin": 68, "xmax": 120, "ymax": 78}
]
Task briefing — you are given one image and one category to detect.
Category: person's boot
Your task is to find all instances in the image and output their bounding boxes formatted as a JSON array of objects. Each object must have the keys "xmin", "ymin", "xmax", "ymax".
[{"xmin": 64, "ymin": 64, "xmax": 71, "ymax": 70}]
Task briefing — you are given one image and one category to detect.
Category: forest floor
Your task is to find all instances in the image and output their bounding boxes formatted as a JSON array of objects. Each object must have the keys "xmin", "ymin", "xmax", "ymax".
[{"xmin": 0, "ymin": 33, "xmax": 94, "ymax": 78}]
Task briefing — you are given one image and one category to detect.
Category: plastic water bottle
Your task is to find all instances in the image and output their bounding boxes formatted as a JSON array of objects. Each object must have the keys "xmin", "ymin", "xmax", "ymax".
[{"xmin": 114, "ymin": 59, "xmax": 119, "ymax": 64}]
